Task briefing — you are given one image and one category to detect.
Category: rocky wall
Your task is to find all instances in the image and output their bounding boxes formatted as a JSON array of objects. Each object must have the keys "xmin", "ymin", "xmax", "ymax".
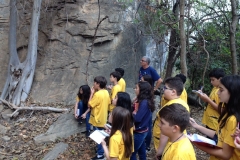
[{"xmin": 0, "ymin": 0, "xmax": 145, "ymax": 105}]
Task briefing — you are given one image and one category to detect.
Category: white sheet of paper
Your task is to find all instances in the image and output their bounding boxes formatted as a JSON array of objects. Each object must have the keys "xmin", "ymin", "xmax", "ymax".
[
  {"xmin": 89, "ymin": 130, "xmax": 106, "ymax": 144},
  {"xmin": 187, "ymin": 134, "xmax": 216, "ymax": 145}
]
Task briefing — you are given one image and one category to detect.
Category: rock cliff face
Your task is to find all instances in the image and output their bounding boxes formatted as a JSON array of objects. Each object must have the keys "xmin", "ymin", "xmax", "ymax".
[{"xmin": 0, "ymin": 0, "xmax": 145, "ymax": 105}]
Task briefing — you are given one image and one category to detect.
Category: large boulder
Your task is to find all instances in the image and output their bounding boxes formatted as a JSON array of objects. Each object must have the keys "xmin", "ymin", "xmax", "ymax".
[{"xmin": 0, "ymin": 0, "xmax": 145, "ymax": 105}]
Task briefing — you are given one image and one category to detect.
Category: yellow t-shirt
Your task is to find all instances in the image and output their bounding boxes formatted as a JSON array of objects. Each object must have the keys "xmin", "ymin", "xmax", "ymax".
[
  {"xmin": 89, "ymin": 89, "xmax": 110, "ymax": 127},
  {"xmin": 118, "ymin": 78, "xmax": 126, "ymax": 92},
  {"xmin": 162, "ymin": 136, "xmax": 196, "ymax": 160},
  {"xmin": 160, "ymin": 88, "xmax": 188, "ymax": 107},
  {"xmin": 202, "ymin": 87, "xmax": 220, "ymax": 130},
  {"xmin": 109, "ymin": 84, "xmax": 121, "ymax": 112},
  {"xmin": 209, "ymin": 115, "xmax": 240, "ymax": 160},
  {"xmin": 153, "ymin": 98, "xmax": 190, "ymax": 150},
  {"xmin": 109, "ymin": 130, "xmax": 133, "ymax": 160}
]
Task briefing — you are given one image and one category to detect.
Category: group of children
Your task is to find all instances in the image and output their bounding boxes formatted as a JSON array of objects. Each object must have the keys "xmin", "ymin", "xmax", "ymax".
[{"xmin": 74, "ymin": 66, "xmax": 240, "ymax": 160}]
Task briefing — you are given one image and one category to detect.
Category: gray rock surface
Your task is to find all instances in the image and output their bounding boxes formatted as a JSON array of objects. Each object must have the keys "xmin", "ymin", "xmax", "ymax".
[
  {"xmin": 1, "ymin": 109, "xmax": 12, "ymax": 120},
  {"xmin": 2, "ymin": 136, "xmax": 10, "ymax": 141},
  {"xmin": 0, "ymin": 124, "xmax": 9, "ymax": 134},
  {"xmin": 43, "ymin": 142, "xmax": 68, "ymax": 160},
  {"xmin": 34, "ymin": 113, "xmax": 85, "ymax": 144},
  {"xmin": 0, "ymin": 104, "xmax": 4, "ymax": 112},
  {"xmin": 0, "ymin": 0, "xmax": 145, "ymax": 105}
]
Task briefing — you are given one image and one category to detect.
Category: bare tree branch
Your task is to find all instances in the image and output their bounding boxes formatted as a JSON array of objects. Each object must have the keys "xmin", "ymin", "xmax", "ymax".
[{"xmin": 0, "ymin": 98, "xmax": 69, "ymax": 118}]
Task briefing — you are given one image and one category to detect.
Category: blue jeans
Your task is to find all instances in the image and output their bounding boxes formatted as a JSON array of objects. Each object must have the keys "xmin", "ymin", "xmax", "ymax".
[
  {"xmin": 93, "ymin": 126, "xmax": 104, "ymax": 156},
  {"xmin": 130, "ymin": 131, "xmax": 148, "ymax": 160},
  {"xmin": 145, "ymin": 112, "xmax": 152, "ymax": 149},
  {"xmin": 78, "ymin": 101, "xmax": 91, "ymax": 131},
  {"xmin": 85, "ymin": 112, "xmax": 91, "ymax": 131}
]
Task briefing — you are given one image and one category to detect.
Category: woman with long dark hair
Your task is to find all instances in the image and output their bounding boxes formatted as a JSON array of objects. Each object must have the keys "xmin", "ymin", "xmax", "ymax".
[
  {"xmin": 74, "ymin": 85, "xmax": 91, "ymax": 136},
  {"xmin": 190, "ymin": 75, "xmax": 240, "ymax": 159},
  {"xmin": 131, "ymin": 81, "xmax": 155, "ymax": 160},
  {"xmin": 101, "ymin": 107, "xmax": 133, "ymax": 160}
]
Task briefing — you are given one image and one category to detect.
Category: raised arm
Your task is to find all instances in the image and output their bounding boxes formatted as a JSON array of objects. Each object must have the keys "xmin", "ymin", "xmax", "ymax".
[{"xmin": 189, "ymin": 118, "xmax": 215, "ymax": 138}]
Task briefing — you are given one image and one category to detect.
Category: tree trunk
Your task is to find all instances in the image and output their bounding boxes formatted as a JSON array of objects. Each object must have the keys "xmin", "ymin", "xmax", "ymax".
[
  {"xmin": 1, "ymin": 0, "xmax": 42, "ymax": 106},
  {"xmin": 229, "ymin": 0, "xmax": 238, "ymax": 74},
  {"xmin": 179, "ymin": 0, "xmax": 187, "ymax": 76},
  {"xmin": 165, "ymin": 0, "xmax": 180, "ymax": 79}
]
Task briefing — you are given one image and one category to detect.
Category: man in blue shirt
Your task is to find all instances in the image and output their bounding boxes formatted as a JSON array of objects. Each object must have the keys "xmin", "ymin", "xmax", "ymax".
[{"xmin": 139, "ymin": 56, "xmax": 162, "ymax": 91}]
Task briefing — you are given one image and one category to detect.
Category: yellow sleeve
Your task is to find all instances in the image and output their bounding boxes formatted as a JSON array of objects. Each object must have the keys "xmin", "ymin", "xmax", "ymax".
[
  {"xmin": 109, "ymin": 135, "xmax": 120, "ymax": 158},
  {"xmin": 223, "ymin": 116, "xmax": 237, "ymax": 147},
  {"xmin": 89, "ymin": 93, "xmax": 99, "ymax": 108}
]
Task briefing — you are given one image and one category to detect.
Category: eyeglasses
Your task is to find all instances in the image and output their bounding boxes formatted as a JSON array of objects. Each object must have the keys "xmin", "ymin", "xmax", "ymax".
[
  {"xmin": 163, "ymin": 86, "xmax": 173, "ymax": 90},
  {"xmin": 140, "ymin": 59, "xmax": 146, "ymax": 62}
]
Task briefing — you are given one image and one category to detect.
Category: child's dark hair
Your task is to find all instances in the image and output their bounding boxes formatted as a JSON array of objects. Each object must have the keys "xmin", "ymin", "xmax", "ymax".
[
  {"xmin": 77, "ymin": 85, "xmax": 91, "ymax": 105},
  {"xmin": 116, "ymin": 92, "xmax": 132, "ymax": 113},
  {"xmin": 110, "ymin": 71, "xmax": 121, "ymax": 81},
  {"xmin": 137, "ymin": 81, "xmax": 155, "ymax": 112},
  {"xmin": 142, "ymin": 75, "xmax": 153, "ymax": 87},
  {"xmin": 110, "ymin": 107, "xmax": 133, "ymax": 158},
  {"xmin": 209, "ymin": 68, "xmax": 225, "ymax": 79},
  {"xmin": 175, "ymin": 73, "xmax": 186, "ymax": 84},
  {"xmin": 116, "ymin": 92, "xmax": 134, "ymax": 125},
  {"xmin": 94, "ymin": 76, "xmax": 107, "ymax": 88},
  {"xmin": 218, "ymin": 75, "xmax": 240, "ymax": 129},
  {"xmin": 115, "ymin": 68, "xmax": 124, "ymax": 77},
  {"xmin": 164, "ymin": 77, "xmax": 183, "ymax": 96},
  {"xmin": 159, "ymin": 103, "xmax": 190, "ymax": 132}
]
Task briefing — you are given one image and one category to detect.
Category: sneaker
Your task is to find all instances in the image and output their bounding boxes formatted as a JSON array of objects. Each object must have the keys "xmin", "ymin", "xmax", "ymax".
[
  {"xmin": 91, "ymin": 155, "xmax": 104, "ymax": 160},
  {"xmin": 85, "ymin": 131, "xmax": 91, "ymax": 137}
]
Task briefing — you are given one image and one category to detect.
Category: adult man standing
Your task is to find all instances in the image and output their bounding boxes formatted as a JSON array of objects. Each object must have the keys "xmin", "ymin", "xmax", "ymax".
[{"xmin": 139, "ymin": 56, "xmax": 162, "ymax": 91}]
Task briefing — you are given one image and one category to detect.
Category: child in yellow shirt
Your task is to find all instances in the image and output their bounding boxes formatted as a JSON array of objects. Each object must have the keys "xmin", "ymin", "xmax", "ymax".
[
  {"xmin": 154, "ymin": 77, "xmax": 190, "ymax": 158},
  {"xmin": 158, "ymin": 103, "xmax": 196, "ymax": 160},
  {"xmin": 198, "ymin": 68, "xmax": 225, "ymax": 132},
  {"xmin": 115, "ymin": 68, "xmax": 126, "ymax": 92},
  {"xmin": 108, "ymin": 72, "xmax": 122, "ymax": 112},
  {"xmin": 190, "ymin": 75, "xmax": 240, "ymax": 160},
  {"xmin": 89, "ymin": 76, "xmax": 111, "ymax": 160},
  {"xmin": 102, "ymin": 107, "xmax": 133, "ymax": 160}
]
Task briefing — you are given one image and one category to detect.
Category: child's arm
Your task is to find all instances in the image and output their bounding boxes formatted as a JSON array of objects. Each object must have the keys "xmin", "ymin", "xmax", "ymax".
[
  {"xmin": 194, "ymin": 142, "xmax": 234, "ymax": 159},
  {"xmin": 156, "ymin": 134, "xmax": 168, "ymax": 158},
  {"xmin": 88, "ymin": 87, "xmax": 95, "ymax": 108},
  {"xmin": 81, "ymin": 108, "xmax": 90, "ymax": 119},
  {"xmin": 198, "ymin": 93, "xmax": 218, "ymax": 110},
  {"xmin": 74, "ymin": 101, "xmax": 78, "ymax": 119},
  {"xmin": 101, "ymin": 140, "xmax": 117, "ymax": 160},
  {"xmin": 189, "ymin": 118, "xmax": 215, "ymax": 138}
]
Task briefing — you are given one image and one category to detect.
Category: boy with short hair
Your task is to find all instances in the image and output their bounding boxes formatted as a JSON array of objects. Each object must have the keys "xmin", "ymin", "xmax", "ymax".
[
  {"xmin": 199, "ymin": 68, "xmax": 225, "ymax": 132},
  {"xmin": 161, "ymin": 73, "xmax": 188, "ymax": 106},
  {"xmin": 115, "ymin": 68, "xmax": 126, "ymax": 92},
  {"xmin": 89, "ymin": 76, "xmax": 111, "ymax": 160},
  {"xmin": 153, "ymin": 77, "xmax": 190, "ymax": 158},
  {"xmin": 109, "ymin": 72, "xmax": 122, "ymax": 112},
  {"xmin": 158, "ymin": 104, "xmax": 196, "ymax": 160}
]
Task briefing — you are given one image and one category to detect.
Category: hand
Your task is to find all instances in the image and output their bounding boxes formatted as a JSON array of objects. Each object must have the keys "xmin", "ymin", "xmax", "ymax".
[
  {"xmin": 81, "ymin": 113, "xmax": 86, "ymax": 119},
  {"xmin": 198, "ymin": 93, "xmax": 209, "ymax": 102},
  {"xmin": 106, "ymin": 85, "xmax": 112, "ymax": 90},
  {"xmin": 91, "ymin": 86, "xmax": 95, "ymax": 94},
  {"xmin": 74, "ymin": 113, "xmax": 78, "ymax": 119},
  {"xmin": 189, "ymin": 117, "xmax": 199, "ymax": 129},
  {"xmin": 104, "ymin": 124, "xmax": 111, "ymax": 134},
  {"xmin": 231, "ymin": 128, "xmax": 240, "ymax": 138},
  {"xmin": 234, "ymin": 137, "xmax": 240, "ymax": 149},
  {"xmin": 155, "ymin": 150, "xmax": 162, "ymax": 160}
]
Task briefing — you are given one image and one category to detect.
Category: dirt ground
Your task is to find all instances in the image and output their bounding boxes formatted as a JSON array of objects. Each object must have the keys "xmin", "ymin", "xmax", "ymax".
[{"xmin": 0, "ymin": 105, "xmax": 209, "ymax": 160}]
